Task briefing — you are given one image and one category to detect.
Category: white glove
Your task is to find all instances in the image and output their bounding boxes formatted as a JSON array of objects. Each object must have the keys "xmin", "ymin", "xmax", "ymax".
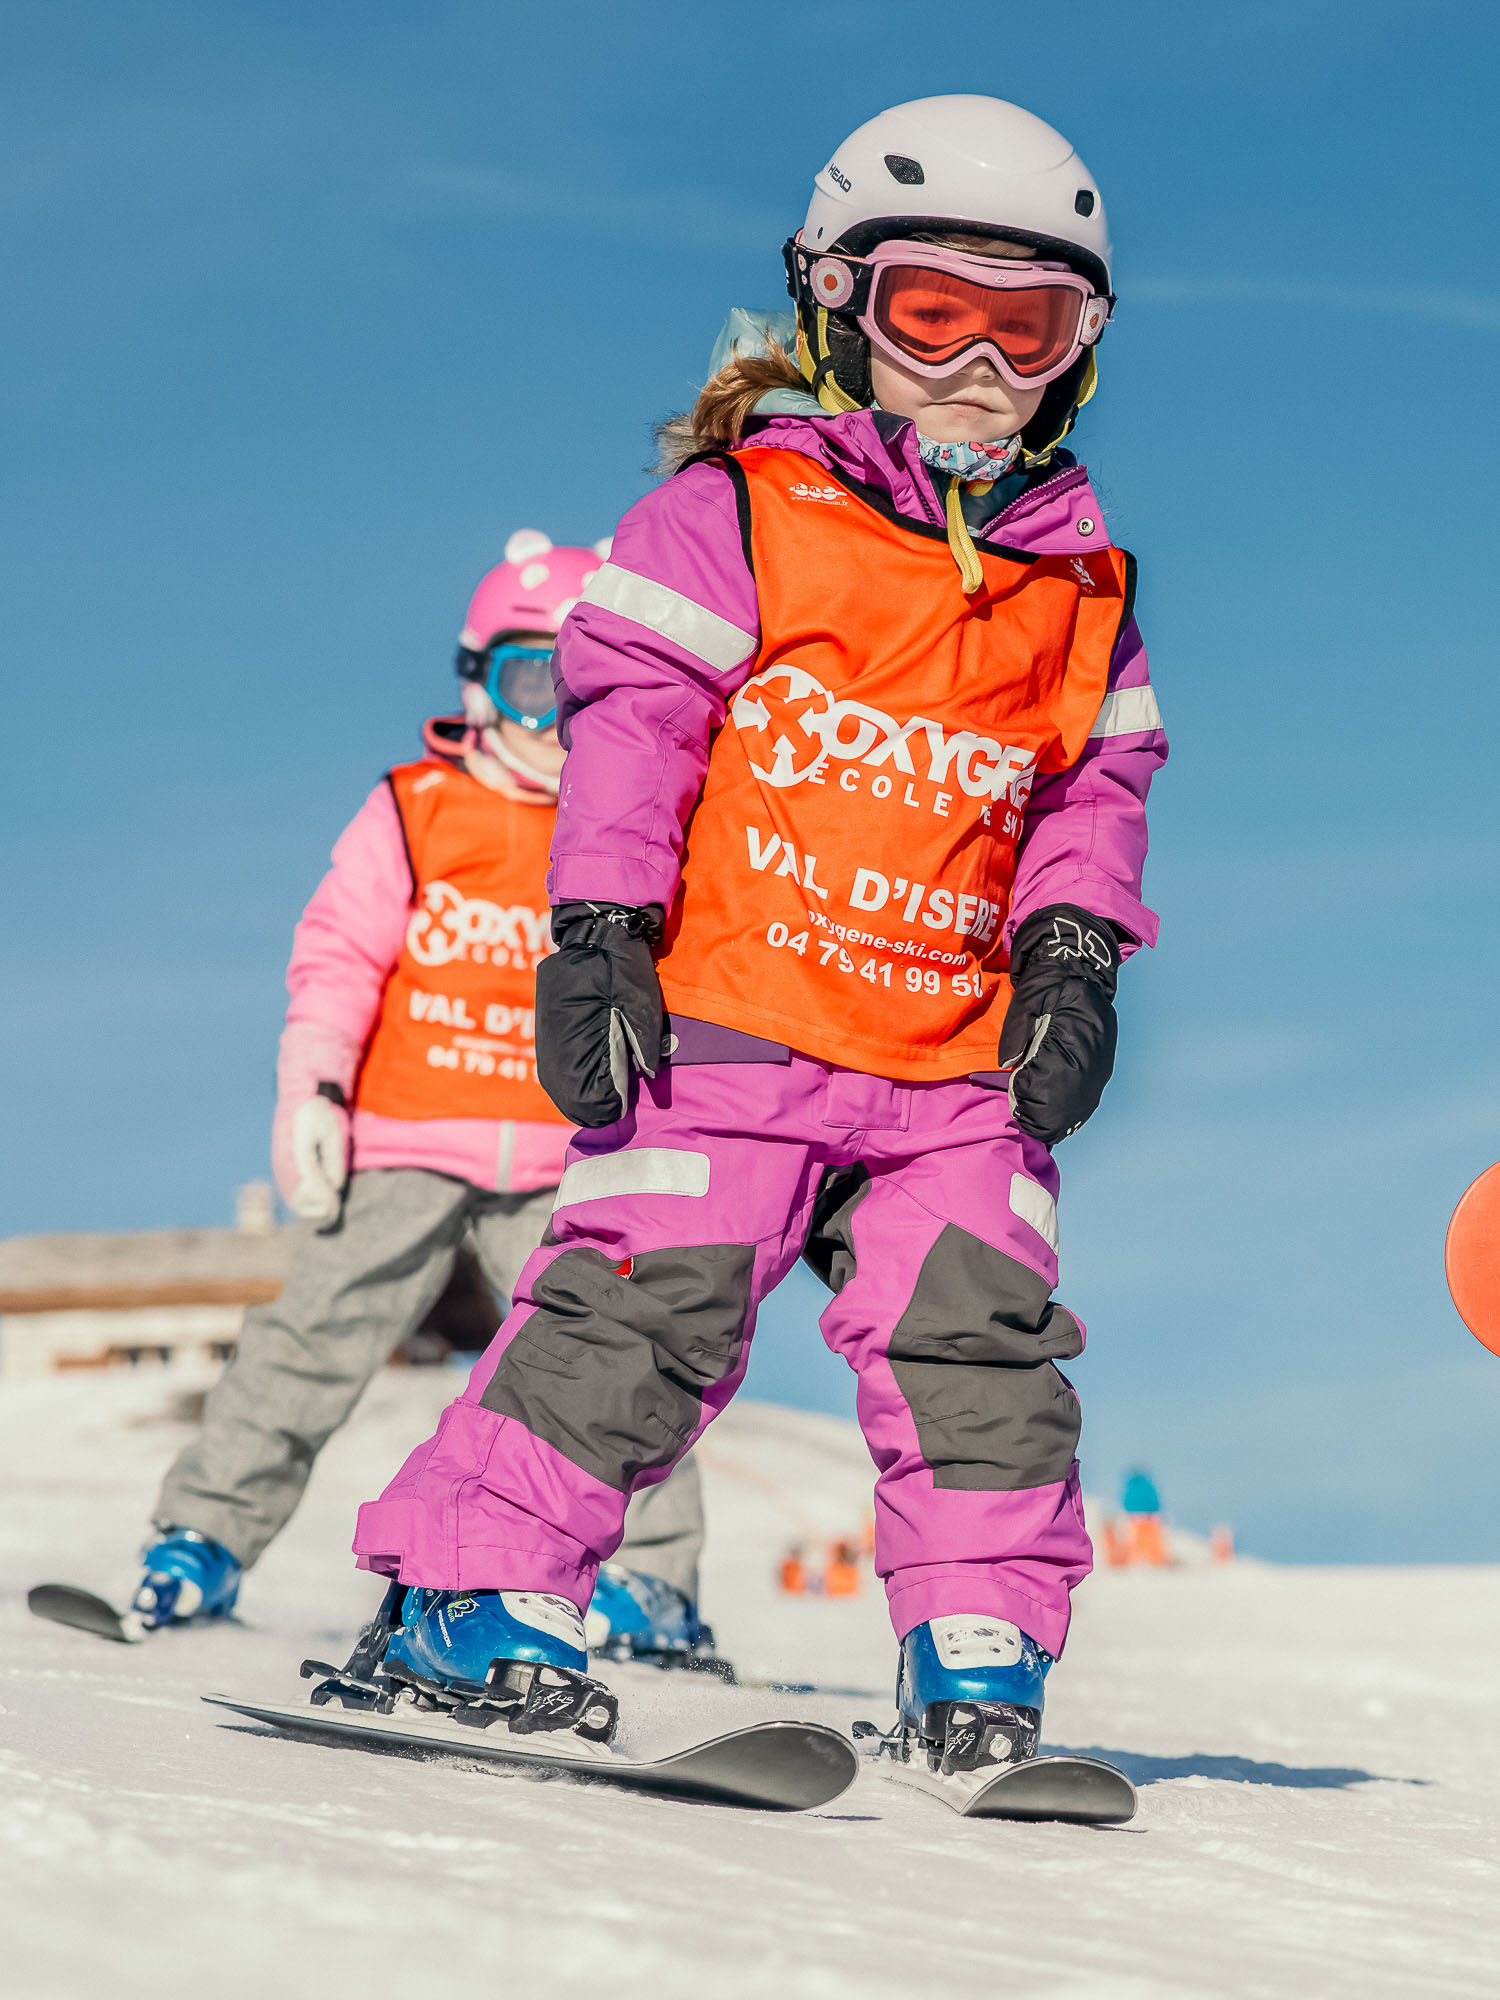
[{"xmin": 289, "ymin": 1094, "xmax": 350, "ymax": 1225}]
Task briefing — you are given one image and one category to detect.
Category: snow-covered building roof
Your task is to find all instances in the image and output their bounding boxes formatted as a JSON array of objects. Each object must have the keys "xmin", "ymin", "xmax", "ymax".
[{"xmin": 0, "ymin": 1223, "xmax": 297, "ymax": 1314}]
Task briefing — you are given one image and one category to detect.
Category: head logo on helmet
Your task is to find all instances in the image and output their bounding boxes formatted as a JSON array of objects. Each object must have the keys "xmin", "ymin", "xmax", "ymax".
[{"xmin": 784, "ymin": 96, "xmax": 1114, "ymax": 461}]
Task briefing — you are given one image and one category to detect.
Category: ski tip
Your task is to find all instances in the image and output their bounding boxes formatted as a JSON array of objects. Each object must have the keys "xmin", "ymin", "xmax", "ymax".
[
  {"xmin": 882, "ymin": 1749, "xmax": 1138, "ymax": 1824},
  {"xmin": 967, "ymin": 1754, "xmax": 1138, "ymax": 1824},
  {"xmin": 28, "ymin": 1583, "xmax": 146, "ymax": 1644}
]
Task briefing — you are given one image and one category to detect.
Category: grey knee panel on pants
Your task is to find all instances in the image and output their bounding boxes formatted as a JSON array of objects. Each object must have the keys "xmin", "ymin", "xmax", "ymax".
[
  {"xmin": 479, "ymin": 1243, "xmax": 756, "ymax": 1492},
  {"xmin": 887, "ymin": 1224, "xmax": 1083, "ymax": 1492}
]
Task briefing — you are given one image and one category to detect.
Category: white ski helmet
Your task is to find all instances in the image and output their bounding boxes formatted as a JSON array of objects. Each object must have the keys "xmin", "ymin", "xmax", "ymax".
[
  {"xmin": 801, "ymin": 95, "xmax": 1111, "ymax": 291},
  {"xmin": 785, "ymin": 96, "xmax": 1113, "ymax": 447}
]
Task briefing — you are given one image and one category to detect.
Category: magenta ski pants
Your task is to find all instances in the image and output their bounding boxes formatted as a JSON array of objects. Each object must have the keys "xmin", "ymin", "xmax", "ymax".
[{"xmin": 353, "ymin": 1054, "xmax": 1093, "ymax": 1655}]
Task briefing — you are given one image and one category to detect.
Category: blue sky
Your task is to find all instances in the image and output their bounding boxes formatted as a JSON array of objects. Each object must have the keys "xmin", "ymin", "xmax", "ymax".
[{"xmin": 3, "ymin": 1, "xmax": 1499, "ymax": 1561}]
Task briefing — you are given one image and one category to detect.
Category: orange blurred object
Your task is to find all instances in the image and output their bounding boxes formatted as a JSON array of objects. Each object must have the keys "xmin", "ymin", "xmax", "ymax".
[
  {"xmin": 1102, "ymin": 1514, "xmax": 1172, "ymax": 1567},
  {"xmin": 778, "ymin": 1545, "xmax": 808, "ymax": 1594},
  {"xmin": 1209, "ymin": 1524, "xmax": 1236, "ymax": 1563},
  {"xmin": 1445, "ymin": 1160, "xmax": 1500, "ymax": 1357},
  {"xmin": 824, "ymin": 1540, "xmax": 861, "ymax": 1597},
  {"xmin": 1128, "ymin": 1515, "xmax": 1171, "ymax": 1566}
]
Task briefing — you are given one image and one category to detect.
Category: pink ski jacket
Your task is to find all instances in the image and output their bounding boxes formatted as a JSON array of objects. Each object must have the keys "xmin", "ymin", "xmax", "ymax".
[
  {"xmin": 550, "ymin": 408, "xmax": 1166, "ymax": 971},
  {"xmin": 273, "ymin": 742, "xmax": 572, "ymax": 1200}
]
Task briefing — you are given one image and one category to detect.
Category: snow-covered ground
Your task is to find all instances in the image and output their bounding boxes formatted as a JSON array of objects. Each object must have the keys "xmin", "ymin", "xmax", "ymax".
[{"xmin": 4, "ymin": 1366, "xmax": 1500, "ymax": 1999}]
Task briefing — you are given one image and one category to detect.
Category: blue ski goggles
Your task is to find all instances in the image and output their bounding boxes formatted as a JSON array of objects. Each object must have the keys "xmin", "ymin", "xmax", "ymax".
[{"xmin": 455, "ymin": 640, "xmax": 558, "ymax": 732}]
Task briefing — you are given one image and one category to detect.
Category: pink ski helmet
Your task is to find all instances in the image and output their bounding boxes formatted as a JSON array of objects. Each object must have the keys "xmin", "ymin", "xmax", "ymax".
[
  {"xmin": 454, "ymin": 529, "xmax": 610, "ymax": 737},
  {"xmin": 457, "ymin": 530, "xmax": 608, "ymax": 651}
]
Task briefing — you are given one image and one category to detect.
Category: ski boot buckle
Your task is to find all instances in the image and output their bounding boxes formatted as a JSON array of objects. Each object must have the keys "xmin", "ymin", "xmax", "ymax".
[{"xmin": 482, "ymin": 1659, "xmax": 619, "ymax": 1742}]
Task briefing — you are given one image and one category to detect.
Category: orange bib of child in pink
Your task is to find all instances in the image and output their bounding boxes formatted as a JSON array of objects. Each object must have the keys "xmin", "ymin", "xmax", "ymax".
[{"xmin": 655, "ymin": 447, "xmax": 1129, "ymax": 1079}]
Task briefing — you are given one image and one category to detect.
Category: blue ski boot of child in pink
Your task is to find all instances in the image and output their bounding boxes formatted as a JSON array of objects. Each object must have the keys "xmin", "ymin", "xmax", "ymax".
[
  {"xmin": 899, "ymin": 1614, "xmax": 1052, "ymax": 1775},
  {"xmin": 379, "ymin": 1588, "xmax": 618, "ymax": 1743}
]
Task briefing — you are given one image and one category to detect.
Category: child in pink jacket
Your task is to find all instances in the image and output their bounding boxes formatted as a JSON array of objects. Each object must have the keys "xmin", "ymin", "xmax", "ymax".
[
  {"xmin": 130, "ymin": 535, "xmax": 711, "ymax": 1666},
  {"xmin": 342, "ymin": 97, "xmax": 1167, "ymax": 1774}
]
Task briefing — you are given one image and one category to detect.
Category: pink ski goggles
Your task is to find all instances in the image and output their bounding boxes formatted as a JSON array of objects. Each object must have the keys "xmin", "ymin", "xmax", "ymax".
[{"xmin": 798, "ymin": 237, "xmax": 1111, "ymax": 390}]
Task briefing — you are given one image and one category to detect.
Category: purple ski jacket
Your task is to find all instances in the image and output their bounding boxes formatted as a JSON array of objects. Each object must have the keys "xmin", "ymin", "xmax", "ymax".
[{"xmin": 549, "ymin": 406, "xmax": 1166, "ymax": 994}]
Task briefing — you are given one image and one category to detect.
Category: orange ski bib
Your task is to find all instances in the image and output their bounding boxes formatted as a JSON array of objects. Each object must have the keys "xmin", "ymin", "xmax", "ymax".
[
  {"xmin": 355, "ymin": 762, "xmax": 566, "ymax": 1124},
  {"xmin": 655, "ymin": 447, "xmax": 1130, "ymax": 1080}
]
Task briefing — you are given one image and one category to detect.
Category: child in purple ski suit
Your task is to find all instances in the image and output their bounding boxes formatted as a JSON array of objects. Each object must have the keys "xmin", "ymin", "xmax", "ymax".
[{"xmin": 350, "ymin": 95, "xmax": 1167, "ymax": 1770}]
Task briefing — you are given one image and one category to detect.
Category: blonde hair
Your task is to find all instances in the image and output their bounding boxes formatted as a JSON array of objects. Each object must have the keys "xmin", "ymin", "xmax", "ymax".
[
  {"xmin": 655, "ymin": 335, "xmax": 805, "ymax": 474},
  {"xmin": 918, "ymin": 232, "xmax": 1035, "ymax": 258}
]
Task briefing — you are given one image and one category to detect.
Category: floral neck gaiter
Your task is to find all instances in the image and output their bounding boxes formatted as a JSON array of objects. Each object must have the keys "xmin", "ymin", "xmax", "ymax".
[{"xmin": 913, "ymin": 431, "xmax": 1022, "ymax": 482}]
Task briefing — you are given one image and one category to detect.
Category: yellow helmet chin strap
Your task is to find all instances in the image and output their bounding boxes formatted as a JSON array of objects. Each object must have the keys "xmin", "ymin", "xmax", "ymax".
[
  {"xmin": 1020, "ymin": 350, "xmax": 1098, "ymax": 470},
  {"xmin": 796, "ymin": 314, "xmax": 863, "ymax": 416}
]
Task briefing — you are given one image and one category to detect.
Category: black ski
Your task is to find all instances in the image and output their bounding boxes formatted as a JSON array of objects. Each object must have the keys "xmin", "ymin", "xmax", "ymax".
[
  {"xmin": 885, "ymin": 1751, "xmax": 1137, "ymax": 1823},
  {"xmin": 28, "ymin": 1583, "xmax": 145, "ymax": 1644},
  {"xmin": 203, "ymin": 1694, "xmax": 859, "ymax": 1812}
]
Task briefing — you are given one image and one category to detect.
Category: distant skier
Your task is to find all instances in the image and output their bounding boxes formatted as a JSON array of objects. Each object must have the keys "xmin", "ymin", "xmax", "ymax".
[
  {"xmin": 1104, "ymin": 1468, "xmax": 1172, "ymax": 1566},
  {"xmin": 132, "ymin": 535, "xmax": 712, "ymax": 1665},
  {"xmin": 1121, "ymin": 1468, "xmax": 1161, "ymax": 1518},
  {"xmin": 345, "ymin": 96, "xmax": 1167, "ymax": 1773}
]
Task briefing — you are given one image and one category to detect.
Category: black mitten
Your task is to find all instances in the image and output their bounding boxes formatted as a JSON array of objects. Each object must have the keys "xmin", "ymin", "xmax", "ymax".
[
  {"xmin": 997, "ymin": 904, "xmax": 1122, "ymax": 1145},
  {"xmin": 535, "ymin": 903, "xmax": 665, "ymax": 1127}
]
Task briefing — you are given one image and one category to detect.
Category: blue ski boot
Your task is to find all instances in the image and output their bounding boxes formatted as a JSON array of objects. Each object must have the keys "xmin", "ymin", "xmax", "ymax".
[
  {"xmin": 897, "ymin": 1615, "xmax": 1052, "ymax": 1776},
  {"xmin": 365, "ymin": 1588, "xmax": 619, "ymax": 1743},
  {"xmin": 584, "ymin": 1566, "xmax": 734, "ymax": 1680},
  {"xmin": 132, "ymin": 1528, "xmax": 242, "ymax": 1629}
]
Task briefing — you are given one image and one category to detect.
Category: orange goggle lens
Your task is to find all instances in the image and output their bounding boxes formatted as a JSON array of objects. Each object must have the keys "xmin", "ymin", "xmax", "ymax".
[{"xmin": 871, "ymin": 267, "xmax": 1086, "ymax": 378}]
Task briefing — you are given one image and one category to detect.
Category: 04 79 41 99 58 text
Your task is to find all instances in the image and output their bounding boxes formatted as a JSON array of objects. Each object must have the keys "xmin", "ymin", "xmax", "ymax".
[{"xmin": 764, "ymin": 920, "xmax": 986, "ymax": 999}]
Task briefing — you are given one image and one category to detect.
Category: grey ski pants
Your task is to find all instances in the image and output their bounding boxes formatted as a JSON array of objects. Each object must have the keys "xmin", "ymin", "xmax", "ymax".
[{"xmin": 154, "ymin": 1167, "xmax": 704, "ymax": 1592}]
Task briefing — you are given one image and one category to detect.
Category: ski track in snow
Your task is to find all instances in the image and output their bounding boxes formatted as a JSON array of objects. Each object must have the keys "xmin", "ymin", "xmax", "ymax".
[{"xmin": 3, "ymin": 1368, "xmax": 1499, "ymax": 1999}]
